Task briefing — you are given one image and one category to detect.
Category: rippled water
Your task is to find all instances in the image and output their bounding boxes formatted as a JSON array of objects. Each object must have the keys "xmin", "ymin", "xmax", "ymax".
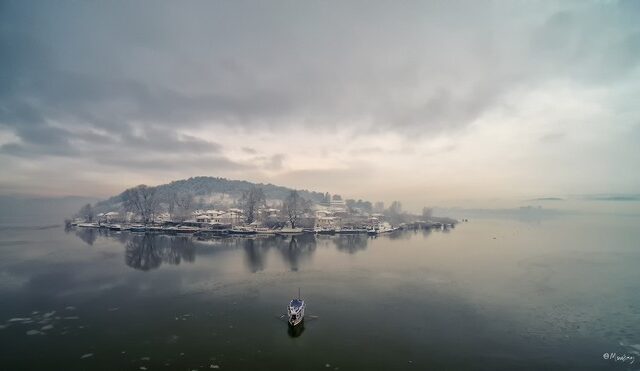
[{"xmin": 0, "ymin": 215, "xmax": 639, "ymax": 370}]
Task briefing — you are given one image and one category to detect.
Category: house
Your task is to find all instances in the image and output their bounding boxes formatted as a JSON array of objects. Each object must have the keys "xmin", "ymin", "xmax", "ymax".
[
  {"xmin": 316, "ymin": 216, "xmax": 340, "ymax": 229},
  {"xmin": 215, "ymin": 209, "xmax": 244, "ymax": 225},
  {"xmin": 329, "ymin": 196, "xmax": 346, "ymax": 212},
  {"xmin": 98, "ymin": 211, "xmax": 120, "ymax": 223},
  {"xmin": 193, "ymin": 209, "xmax": 225, "ymax": 223},
  {"xmin": 259, "ymin": 208, "xmax": 280, "ymax": 218}
]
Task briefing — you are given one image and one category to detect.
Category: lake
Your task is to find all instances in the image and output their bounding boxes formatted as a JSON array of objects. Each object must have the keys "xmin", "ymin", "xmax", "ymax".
[{"xmin": 0, "ymin": 214, "xmax": 639, "ymax": 370}]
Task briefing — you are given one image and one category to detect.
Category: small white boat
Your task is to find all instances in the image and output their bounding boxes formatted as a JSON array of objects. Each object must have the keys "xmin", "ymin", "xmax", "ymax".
[
  {"xmin": 77, "ymin": 222, "xmax": 99, "ymax": 228},
  {"xmin": 277, "ymin": 227, "xmax": 304, "ymax": 235},
  {"xmin": 287, "ymin": 290, "xmax": 305, "ymax": 326},
  {"xmin": 314, "ymin": 226, "xmax": 336, "ymax": 235},
  {"xmin": 128, "ymin": 224, "xmax": 146, "ymax": 232},
  {"xmin": 228, "ymin": 226, "xmax": 257, "ymax": 235},
  {"xmin": 368, "ymin": 222, "xmax": 396, "ymax": 235},
  {"xmin": 168, "ymin": 226, "xmax": 199, "ymax": 234},
  {"xmin": 254, "ymin": 227, "xmax": 277, "ymax": 235}
]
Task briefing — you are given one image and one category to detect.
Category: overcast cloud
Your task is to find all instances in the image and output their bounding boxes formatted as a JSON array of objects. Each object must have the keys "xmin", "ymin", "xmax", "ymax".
[{"xmin": 1, "ymin": 0, "xmax": 639, "ymax": 209}]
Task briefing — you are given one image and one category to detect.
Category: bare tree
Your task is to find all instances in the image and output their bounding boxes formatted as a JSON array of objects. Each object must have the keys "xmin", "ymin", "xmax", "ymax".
[
  {"xmin": 240, "ymin": 187, "xmax": 265, "ymax": 224},
  {"xmin": 122, "ymin": 185, "xmax": 159, "ymax": 225},
  {"xmin": 373, "ymin": 201, "xmax": 385, "ymax": 213},
  {"xmin": 78, "ymin": 203, "xmax": 95, "ymax": 222},
  {"xmin": 422, "ymin": 207, "xmax": 433, "ymax": 221},
  {"xmin": 169, "ymin": 191, "xmax": 194, "ymax": 221},
  {"xmin": 387, "ymin": 201, "xmax": 402, "ymax": 215},
  {"xmin": 167, "ymin": 194, "xmax": 176, "ymax": 220},
  {"xmin": 282, "ymin": 190, "xmax": 310, "ymax": 228}
]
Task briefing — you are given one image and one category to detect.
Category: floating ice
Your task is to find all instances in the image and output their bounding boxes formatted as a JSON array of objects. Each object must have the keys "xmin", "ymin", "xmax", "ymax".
[
  {"xmin": 26, "ymin": 330, "xmax": 42, "ymax": 335},
  {"xmin": 139, "ymin": 367, "xmax": 147, "ymax": 370},
  {"xmin": 64, "ymin": 316, "xmax": 79, "ymax": 320},
  {"xmin": 210, "ymin": 365, "xmax": 220, "ymax": 369},
  {"xmin": 43, "ymin": 311, "xmax": 56, "ymax": 318},
  {"xmin": 141, "ymin": 357, "xmax": 151, "ymax": 361},
  {"xmin": 66, "ymin": 306, "xmax": 76, "ymax": 311},
  {"xmin": 41, "ymin": 325, "xmax": 54, "ymax": 331},
  {"xmin": 9, "ymin": 317, "xmax": 31, "ymax": 322},
  {"xmin": 80, "ymin": 353, "xmax": 94, "ymax": 359}
]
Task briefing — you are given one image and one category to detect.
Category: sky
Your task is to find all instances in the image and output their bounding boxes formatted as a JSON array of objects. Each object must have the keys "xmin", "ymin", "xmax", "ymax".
[{"xmin": 1, "ymin": 0, "xmax": 639, "ymax": 211}]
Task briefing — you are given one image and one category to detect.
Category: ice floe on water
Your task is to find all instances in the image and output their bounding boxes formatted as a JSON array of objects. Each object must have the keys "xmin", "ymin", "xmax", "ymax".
[
  {"xmin": 620, "ymin": 340, "xmax": 640, "ymax": 355},
  {"xmin": 9, "ymin": 317, "xmax": 32, "ymax": 322},
  {"xmin": 43, "ymin": 311, "xmax": 56, "ymax": 318},
  {"xmin": 80, "ymin": 353, "xmax": 94, "ymax": 359},
  {"xmin": 3, "ymin": 308, "xmax": 80, "ymax": 335}
]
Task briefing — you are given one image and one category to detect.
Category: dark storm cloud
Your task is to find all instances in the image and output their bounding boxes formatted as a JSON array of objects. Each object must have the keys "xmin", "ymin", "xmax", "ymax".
[{"xmin": 0, "ymin": 0, "xmax": 639, "ymax": 178}]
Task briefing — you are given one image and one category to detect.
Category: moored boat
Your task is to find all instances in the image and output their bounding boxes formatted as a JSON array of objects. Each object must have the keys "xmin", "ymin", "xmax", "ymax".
[
  {"xmin": 277, "ymin": 227, "xmax": 304, "ymax": 235},
  {"xmin": 254, "ymin": 227, "xmax": 277, "ymax": 235},
  {"xmin": 175, "ymin": 226, "xmax": 199, "ymax": 234},
  {"xmin": 228, "ymin": 226, "xmax": 257, "ymax": 235},
  {"xmin": 128, "ymin": 225, "xmax": 146, "ymax": 232},
  {"xmin": 314, "ymin": 226, "xmax": 335, "ymax": 235},
  {"xmin": 287, "ymin": 290, "xmax": 305, "ymax": 327},
  {"xmin": 77, "ymin": 222, "xmax": 99, "ymax": 228}
]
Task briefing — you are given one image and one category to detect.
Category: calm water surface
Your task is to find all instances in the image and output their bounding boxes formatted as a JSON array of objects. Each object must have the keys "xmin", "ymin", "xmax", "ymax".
[{"xmin": 0, "ymin": 215, "xmax": 639, "ymax": 370}]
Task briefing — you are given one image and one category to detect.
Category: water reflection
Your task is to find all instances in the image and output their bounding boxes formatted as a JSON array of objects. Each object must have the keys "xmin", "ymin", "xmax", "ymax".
[
  {"xmin": 276, "ymin": 235, "xmax": 317, "ymax": 271},
  {"xmin": 333, "ymin": 234, "xmax": 368, "ymax": 254},
  {"xmin": 74, "ymin": 227, "xmax": 99, "ymax": 246},
  {"xmin": 243, "ymin": 238, "xmax": 269, "ymax": 273},
  {"xmin": 242, "ymin": 235, "xmax": 318, "ymax": 272},
  {"xmin": 287, "ymin": 322, "xmax": 305, "ymax": 338},
  {"xmin": 70, "ymin": 227, "xmax": 442, "ymax": 272},
  {"xmin": 125, "ymin": 234, "xmax": 195, "ymax": 271}
]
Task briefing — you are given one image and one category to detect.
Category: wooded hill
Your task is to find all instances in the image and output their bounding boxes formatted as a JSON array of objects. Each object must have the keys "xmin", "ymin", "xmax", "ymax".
[{"xmin": 93, "ymin": 176, "xmax": 326, "ymax": 212}]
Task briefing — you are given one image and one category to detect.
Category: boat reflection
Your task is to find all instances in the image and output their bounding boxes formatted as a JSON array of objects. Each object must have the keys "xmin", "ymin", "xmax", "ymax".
[{"xmin": 287, "ymin": 320, "xmax": 305, "ymax": 338}]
